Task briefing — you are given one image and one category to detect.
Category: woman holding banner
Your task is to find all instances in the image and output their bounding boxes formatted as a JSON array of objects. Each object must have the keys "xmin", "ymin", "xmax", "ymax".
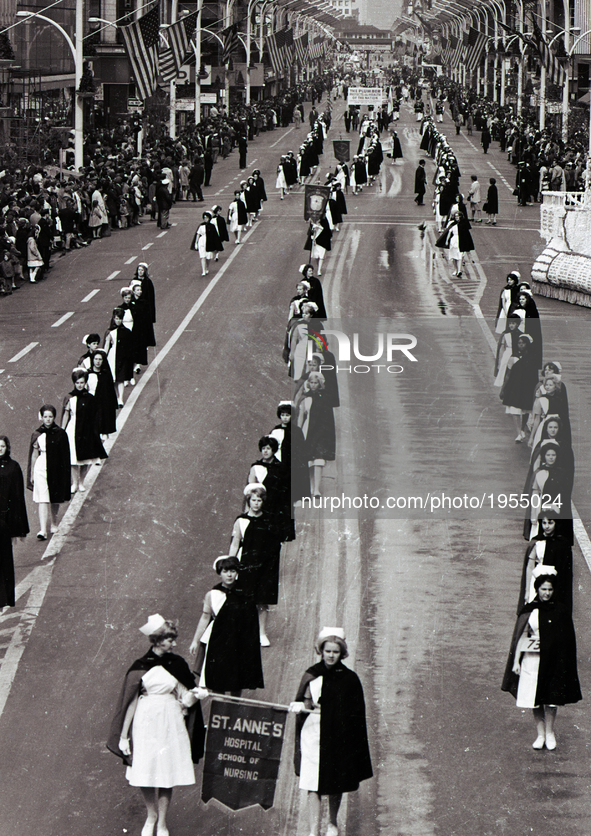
[{"xmin": 290, "ymin": 628, "xmax": 372, "ymax": 836}]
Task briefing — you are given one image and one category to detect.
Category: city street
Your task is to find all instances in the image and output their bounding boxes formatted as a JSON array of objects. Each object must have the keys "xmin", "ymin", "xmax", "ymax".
[{"xmin": 0, "ymin": 101, "xmax": 590, "ymax": 836}]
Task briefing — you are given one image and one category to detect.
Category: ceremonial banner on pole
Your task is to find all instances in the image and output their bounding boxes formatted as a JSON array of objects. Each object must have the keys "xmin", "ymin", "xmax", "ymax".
[
  {"xmin": 332, "ymin": 140, "xmax": 350, "ymax": 162},
  {"xmin": 201, "ymin": 699, "xmax": 288, "ymax": 811},
  {"xmin": 304, "ymin": 184, "xmax": 330, "ymax": 221}
]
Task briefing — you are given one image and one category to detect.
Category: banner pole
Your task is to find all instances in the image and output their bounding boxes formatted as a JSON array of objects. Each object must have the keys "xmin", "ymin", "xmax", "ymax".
[{"xmin": 204, "ymin": 690, "xmax": 320, "ymax": 714}]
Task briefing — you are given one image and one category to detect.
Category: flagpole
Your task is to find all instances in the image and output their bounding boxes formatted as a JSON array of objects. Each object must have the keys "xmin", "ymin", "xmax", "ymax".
[
  {"xmin": 204, "ymin": 690, "xmax": 320, "ymax": 714},
  {"xmin": 194, "ymin": 0, "xmax": 203, "ymax": 125},
  {"xmin": 169, "ymin": 0, "xmax": 178, "ymax": 139},
  {"xmin": 539, "ymin": 0, "xmax": 546, "ymax": 131}
]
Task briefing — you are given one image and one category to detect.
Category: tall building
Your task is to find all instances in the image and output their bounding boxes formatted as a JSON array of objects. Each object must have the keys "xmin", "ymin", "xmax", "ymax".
[{"xmin": 324, "ymin": 0, "xmax": 360, "ymax": 20}]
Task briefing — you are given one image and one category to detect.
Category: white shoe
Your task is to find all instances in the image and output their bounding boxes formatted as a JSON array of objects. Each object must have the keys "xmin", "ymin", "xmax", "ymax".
[
  {"xmin": 545, "ymin": 732, "xmax": 557, "ymax": 750},
  {"xmin": 532, "ymin": 735, "xmax": 545, "ymax": 750},
  {"xmin": 260, "ymin": 635, "xmax": 270, "ymax": 647},
  {"xmin": 78, "ymin": 483, "xmax": 86, "ymax": 492},
  {"xmin": 129, "ymin": 378, "xmax": 136, "ymax": 386},
  {"xmin": 326, "ymin": 825, "xmax": 338, "ymax": 836}
]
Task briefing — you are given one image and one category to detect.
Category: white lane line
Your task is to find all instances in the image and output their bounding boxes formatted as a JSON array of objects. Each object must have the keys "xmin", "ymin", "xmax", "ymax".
[
  {"xmin": 81, "ymin": 289, "xmax": 100, "ymax": 303},
  {"xmin": 172, "ymin": 222, "xmax": 178, "ymax": 226},
  {"xmin": 269, "ymin": 129, "xmax": 294, "ymax": 148},
  {"xmin": 106, "ymin": 270, "xmax": 120, "ymax": 281},
  {"xmin": 124, "ymin": 256, "xmax": 137, "ymax": 265},
  {"xmin": 51, "ymin": 311, "xmax": 74, "ymax": 328},
  {"xmin": 142, "ymin": 242, "xmax": 154, "ymax": 250},
  {"xmin": 156, "ymin": 231, "xmax": 168, "ymax": 238},
  {"xmin": 8, "ymin": 342, "xmax": 38, "ymax": 363},
  {"xmin": 0, "ymin": 369, "xmax": 4, "ymax": 375}
]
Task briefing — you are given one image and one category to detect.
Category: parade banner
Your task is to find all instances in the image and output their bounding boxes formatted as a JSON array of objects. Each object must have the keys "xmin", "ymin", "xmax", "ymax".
[
  {"xmin": 304, "ymin": 185, "xmax": 330, "ymax": 222},
  {"xmin": 201, "ymin": 699, "xmax": 288, "ymax": 811},
  {"xmin": 332, "ymin": 140, "xmax": 350, "ymax": 163},
  {"xmin": 347, "ymin": 86, "xmax": 385, "ymax": 106}
]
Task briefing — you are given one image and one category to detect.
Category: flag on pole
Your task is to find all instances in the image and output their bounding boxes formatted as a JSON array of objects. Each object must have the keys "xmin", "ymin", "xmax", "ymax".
[
  {"xmin": 159, "ymin": 9, "xmax": 199, "ymax": 83},
  {"xmin": 533, "ymin": 21, "xmax": 566, "ymax": 86},
  {"xmin": 120, "ymin": 3, "xmax": 161, "ymax": 101},
  {"xmin": 465, "ymin": 27, "xmax": 488, "ymax": 72},
  {"xmin": 294, "ymin": 33, "xmax": 308, "ymax": 65},
  {"xmin": 283, "ymin": 28, "xmax": 294, "ymax": 68},
  {"xmin": 222, "ymin": 23, "xmax": 240, "ymax": 66},
  {"xmin": 266, "ymin": 30, "xmax": 286, "ymax": 76}
]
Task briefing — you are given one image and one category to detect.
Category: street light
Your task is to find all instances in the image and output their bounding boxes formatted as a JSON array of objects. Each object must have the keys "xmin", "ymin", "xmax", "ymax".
[{"xmin": 17, "ymin": 3, "xmax": 84, "ymax": 171}]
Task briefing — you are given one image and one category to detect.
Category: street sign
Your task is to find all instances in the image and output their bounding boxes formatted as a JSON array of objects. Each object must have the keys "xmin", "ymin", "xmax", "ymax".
[
  {"xmin": 127, "ymin": 98, "xmax": 144, "ymax": 113},
  {"xmin": 200, "ymin": 93, "xmax": 218, "ymax": 104}
]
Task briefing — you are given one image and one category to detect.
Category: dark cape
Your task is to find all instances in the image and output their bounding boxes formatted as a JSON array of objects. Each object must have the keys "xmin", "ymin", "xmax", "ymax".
[
  {"xmin": 138, "ymin": 276, "xmax": 156, "ymax": 323},
  {"xmin": 0, "ymin": 455, "xmax": 29, "ymax": 608},
  {"xmin": 250, "ymin": 456, "xmax": 292, "ymax": 542},
  {"xmin": 501, "ymin": 599, "xmax": 582, "ymax": 706},
  {"xmin": 88, "ymin": 365, "xmax": 118, "ymax": 435},
  {"xmin": 500, "ymin": 347, "xmax": 539, "ymax": 411},
  {"xmin": 61, "ymin": 390, "xmax": 108, "ymax": 462},
  {"xmin": 301, "ymin": 389, "xmax": 336, "ymax": 461},
  {"xmin": 294, "ymin": 660, "xmax": 373, "ymax": 795},
  {"xmin": 272, "ymin": 421, "xmax": 309, "ymax": 504},
  {"xmin": 130, "ymin": 297, "xmax": 156, "ymax": 365},
  {"xmin": 107, "ymin": 648, "xmax": 205, "ymax": 765},
  {"xmin": 305, "ymin": 273, "xmax": 327, "ymax": 319},
  {"xmin": 106, "ymin": 323, "xmax": 135, "ymax": 383},
  {"xmin": 204, "ymin": 583, "xmax": 264, "ymax": 692},
  {"xmin": 233, "ymin": 511, "xmax": 281, "ymax": 604},
  {"xmin": 27, "ymin": 424, "xmax": 71, "ymax": 503}
]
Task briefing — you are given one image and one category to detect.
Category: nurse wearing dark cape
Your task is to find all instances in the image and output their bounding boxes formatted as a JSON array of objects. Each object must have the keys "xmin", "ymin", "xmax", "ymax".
[
  {"xmin": 517, "ymin": 515, "xmax": 572, "ymax": 614},
  {"xmin": 289, "ymin": 628, "xmax": 372, "ymax": 836},
  {"xmin": 500, "ymin": 333, "xmax": 539, "ymax": 442},
  {"xmin": 502, "ymin": 567, "xmax": 581, "ymax": 750},
  {"xmin": 189, "ymin": 556, "xmax": 264, "ymax": 695},
  {"xmin": 107, "ymin": 615, "xmax": 205, "ymax": 836},
  {"xmin": 0, "ymin": 436, "xmax": 29, "ymax": 610},
  {"xmin": 297, "ymin": 372, "xmax": 336, "ymax": 497}
]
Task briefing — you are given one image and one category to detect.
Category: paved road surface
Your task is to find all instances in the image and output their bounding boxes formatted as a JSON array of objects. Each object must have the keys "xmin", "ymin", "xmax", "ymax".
[{"xmin": 0, "ymin": 100, "xmax": 590, "ymax": 836}]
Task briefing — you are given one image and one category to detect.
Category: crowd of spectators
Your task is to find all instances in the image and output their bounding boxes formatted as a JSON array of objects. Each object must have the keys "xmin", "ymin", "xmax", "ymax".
[{"xmin": 0, "ymin": 75, "xmax": 335, "ymax": 297}]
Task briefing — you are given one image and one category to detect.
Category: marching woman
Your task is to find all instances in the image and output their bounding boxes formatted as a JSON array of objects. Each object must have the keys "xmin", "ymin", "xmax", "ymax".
[
  {"xmin": 119, "ymin": 287, "xmax": 135, "ymax": 331},
  {"xmin": 445, "ymin": 207, "xmax": 474, "ymax": 277},
  {"xmin": 246, "ymin": 436, "xmax": 292, "ymax": 542},
  {"xmin": 484, "ymin": 177, "xmax": 499, "ymax": 224},
  {"xmin": 211, "ymin": 205, "xmax": 229, "ymax": 258},
  {"xmin": 191, "ymin": 211, "xmax": 222, "ymax": 276},
  {"xmin": 276, "ymin": 157, "xmax": 289, "ymax": 200},
  {"xmin": 500, "ymin": 333, "xmax": 540, "ymax": 442},
  {"xmin": 0, "ymin": 436, "xmax": 29, "ymax": 611},
  {"xmin": 304, "ymin": 216, "xmax": 332, "ymax": 277},
  {"xmin": 502, "ymin": 567, "xmax": 581, "ymax": 750},
  {"xmin": 61, "ymin": 368, "xmax": 107, "ymax": 493},
  {"xmin": 285, "ymin": 302, "xmax": 318, "ymax": 381},
  {"xmin": 518, "ymin": 514, "xmax": 573, "ymax": 614},
  {"xmin": 134, "ymin": 263, "xmax": 156, "ymax": 324},
  {"xmin": 495, "ymin": 271, "xmax": 521, "ymax": 334},
  {"xmin": 524, "ymin": 442, "xmax": 573, "ymax": 542},
  {"xmin": 228, "ymin": 483, "xmax": 282, "ymax": 646},
  {"xmin": 189, "ymin": 556, "xmax": 264, "ymax": 695},
  {"xmin": 27, "ymin": 405, "xmax": 71, "ymax": 541},
  {"xmin": 86, "ymin": 349, "xmax": 118, "ymax": 439},
  {"xmin": 227, "ymin": 190, "xmax": 248, "ymax": 244},
  {"xmin": 269, "ymin": 401, "xmax": 309, "ymax": 506},
  {"xmin": 289, "ymin": 628, "xmax": 372, "ymax": 836},
  {"xmin": 517, "ymin": 290, "xmax": 543, "ymax": 370},
  {"xmin": 104, "ymin": 307, "xmax": 136, "ymax": 407},
  {"xmin": 287, "ymin": 278, "xmax": 312, "ymax": 323},
  {"xmin": 299, "ymin": 263, "xmax": 327, "ymax": 319},
  {"xmin": 244, "ymin": 176, "xmax": 261, "ymax": 226},
  {"xmin": 298, "ymin": 372, "xmax": 336, "ymax": 497},
  {"xmin": 494, "ymin": 315, "xmax": 522, "ymax": 388},
  {"xmin": 130, "ymin": 280, "xmax": 156, "ymax": 375},
  {"xmin": 108, "ymin": 615, "xmax": 205, "ymax": 836},
  {"xmin": 391, "ymin": 130, "xmax": 403, "ymax": 161},
  {"xmin": 252, "ymin": 169, "xmax": 267, "ymax": 209}
]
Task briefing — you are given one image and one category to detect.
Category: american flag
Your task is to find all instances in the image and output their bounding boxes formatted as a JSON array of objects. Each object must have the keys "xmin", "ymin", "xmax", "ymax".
[
  {"xmin": 120, "ymin": 3, "xmax": 161, "ymax": 101},
  {"xmin": 533, "ymin": 22, "xmax": 566, "ymax": 86},
  {"xmin": 294, "ymin": 33, "xmax": 308, "ymax": 66},
  {"xmin": 465, "ymin": 27, "xmax": 488, "ymax": 72},
  {"xmin": 283, "ymin": 28, "xmax": 294, "ymax": 68},
  {"xmin": 222, "ymin": 23, "xmax": 239, "ymax": 66},
  {"xmin": 266, "ymin": 30, "xmax": 286, "ymax": 76},
  {"xmin": 440, "ymin": 36, "xmax": 451, "ymax": 65},
  {"xmin": 159, "ymin": 10, "xmax": 199, "ymax": 83}
]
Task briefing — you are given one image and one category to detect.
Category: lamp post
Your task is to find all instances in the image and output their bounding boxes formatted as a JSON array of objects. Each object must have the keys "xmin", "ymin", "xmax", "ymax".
[
  {"xmin": 17, "ymin": 1, "xmax": 83, "ymax": 171},
  {"xmin": 194, "ymin": 0, "xmax": 204, "ymax": 123}
]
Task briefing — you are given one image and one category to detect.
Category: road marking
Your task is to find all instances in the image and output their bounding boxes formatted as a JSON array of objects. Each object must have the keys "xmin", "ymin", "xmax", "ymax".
[
  {"xmin": 106, "ymin": 270, "xmax": 120, "ymax": 281},
  {"xmin": 156, "ymin": 231, "xmax": 168, "ymax": 238},
  {"xmin": 269, "ymin": 128, "xmax": 294, "ymax": 148},
  {"xmin": 172, "ymin": 222, "xmax": 178, "ymax": 226},
  {"xmin": 0, "ymin": 369, "xmax": 4, "ymax": 375},
  {"xmin": 51, "ymin": 312, "xmax": 75, "ymax": 328},
  {"xmin": 124, "ymin": 256, "xmax": 137, "ymax": 264},
  {"xmin": 81, "ymin": 289, "xmax": 100, "ymax": 302},
  {"xmin": 142, "ymin": 242, "xmax": 154, "ymax": 250},
  {"xmin": 8, "ymin": 342, "xmax": 38, "ymax": 362}
]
